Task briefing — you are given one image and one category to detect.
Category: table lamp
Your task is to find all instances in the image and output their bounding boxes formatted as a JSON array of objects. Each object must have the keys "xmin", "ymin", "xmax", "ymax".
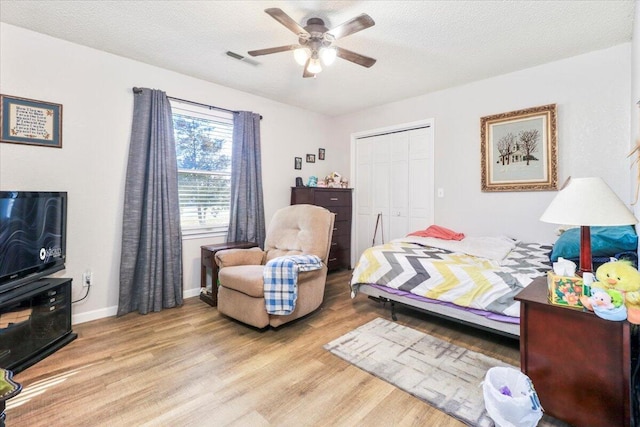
[{"xmin": 540, "ymin": 177, "xmax": 638, "ymax": 275}]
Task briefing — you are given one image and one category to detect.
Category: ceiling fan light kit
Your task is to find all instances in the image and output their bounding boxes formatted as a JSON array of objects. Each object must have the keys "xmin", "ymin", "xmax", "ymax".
[
  {"xmin": 294, "ymin": 47, "xmax": 310, "ymax": 65},
  {"xmin": 320, "ymin": 47, "xmax": 337, "ymax": 66},
  {"xmin": 307, "ymin": 58, "xmax": 323, "ymax": 74},
  {"xmin": 248, "ymin": 8, "xmax": 376, "ymax": 78},
  {"xmin": 293, "ymin": 46, "xmax": 336, "ymax": 70}
]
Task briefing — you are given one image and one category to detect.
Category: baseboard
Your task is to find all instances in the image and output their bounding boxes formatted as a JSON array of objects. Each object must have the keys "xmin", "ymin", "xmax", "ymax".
[
  {"xmin": 72, "ymin": 305, "xmax": 118, "ymax": 324},
  {"xmin": 184, "ymin": 287, "xmax": 202, "ymax": 299},
  {"xmin": 71, "ymin": 287, "xmax": 203, "ymax": 325}
]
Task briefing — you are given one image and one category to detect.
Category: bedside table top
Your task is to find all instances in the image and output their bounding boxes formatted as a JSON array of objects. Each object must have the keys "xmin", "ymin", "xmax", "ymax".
[
  {"xmin": 514, "ymin": 276, "xmax": 548, "ymax": 305},
  {"xmin": 515, "ymin": 275, "xmax": 598, "ymax": 319},
  {"xmin": 201, "ymin": 241, "xmax": 257, "ymax": 252}
]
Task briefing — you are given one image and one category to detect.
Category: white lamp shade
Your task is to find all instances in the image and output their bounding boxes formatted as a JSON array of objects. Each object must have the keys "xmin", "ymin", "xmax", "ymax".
[
  {"xmin": 307, "ymin": 58, "xmax": 322, "ymax": 74},
  {"xmin": 320, "ymin": 47, "xmax": 337, "ymax": 65},
  {"xmin": 540, "ymin": 177, "xmax": 637, "ymax": 226},
  {"xmin": 293, "ymin": 48, "xmax": 310, "ymax": 66}
]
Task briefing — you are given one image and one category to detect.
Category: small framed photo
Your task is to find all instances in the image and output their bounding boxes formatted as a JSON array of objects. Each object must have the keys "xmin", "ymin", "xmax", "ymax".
[
  {"xmin": 294, "ymin": 157, "xmax": 302, "ymax": 170},
  {"xmin": 480, "ymin": 104, "xmax": 558, "ymax": 192},
  {"xmin": 306, "ymin": 154, "xmax": 315, "ymax": 163},
  {"xmin": 318, "ymin": 148, "xmax": 325, "ymax": 160},
  {"xmin": 1, "ymin": 94, "xmax": 63, "ymax": 148}
]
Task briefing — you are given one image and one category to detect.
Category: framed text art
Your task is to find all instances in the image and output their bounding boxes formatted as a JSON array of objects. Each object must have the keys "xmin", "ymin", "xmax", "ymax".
[
  {"xmin": 0, "ymin": 94, "xmax": 63, "ymax": 148},
  {"xmin": 306, "ymin": 154, "xmax": 315, "ymax": 163},
  {"xmin": 481, "ymin": 104, "xmax": 557, "ymax": 192}
]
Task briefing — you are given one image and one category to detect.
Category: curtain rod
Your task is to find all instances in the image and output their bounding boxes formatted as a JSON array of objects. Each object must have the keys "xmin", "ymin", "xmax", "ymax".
[{"xmin": 132, "ymin": 87, "xmax": 262, "ymax": 119}]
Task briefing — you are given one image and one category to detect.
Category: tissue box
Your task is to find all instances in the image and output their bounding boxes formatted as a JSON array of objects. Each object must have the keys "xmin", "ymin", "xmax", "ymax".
[{"xmin": 547, "ymin": 272, "xmax": 584, "ymax": 309}]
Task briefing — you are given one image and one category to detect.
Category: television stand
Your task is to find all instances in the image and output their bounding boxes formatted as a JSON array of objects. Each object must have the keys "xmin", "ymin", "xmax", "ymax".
[{"xmin": 0, "ymin": 278, "xmax": 77, "ymax": 373}]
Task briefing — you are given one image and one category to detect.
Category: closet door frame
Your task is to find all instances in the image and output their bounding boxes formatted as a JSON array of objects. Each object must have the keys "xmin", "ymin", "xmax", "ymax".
[{"xmin": 350, "ymin": 119, "xmax": 435, "ymax": 267}]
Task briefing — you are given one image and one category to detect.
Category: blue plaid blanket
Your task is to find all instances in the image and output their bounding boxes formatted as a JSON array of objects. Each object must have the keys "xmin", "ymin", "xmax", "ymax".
[{"xmin": 264, "ymin": 255, "xmax": 323, "ymax": 315}]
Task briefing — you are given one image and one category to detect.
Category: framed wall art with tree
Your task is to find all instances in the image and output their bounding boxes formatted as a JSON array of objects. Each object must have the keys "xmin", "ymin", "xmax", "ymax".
[{"xmin": 481, "ymin": 104, "xmax": 558, "ymax": 192}]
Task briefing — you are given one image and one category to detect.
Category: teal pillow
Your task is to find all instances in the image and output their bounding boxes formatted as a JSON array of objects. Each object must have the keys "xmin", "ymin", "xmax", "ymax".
[{"xmin": 550, "ymin": 226, "xmax": 638, "ymax": 262}]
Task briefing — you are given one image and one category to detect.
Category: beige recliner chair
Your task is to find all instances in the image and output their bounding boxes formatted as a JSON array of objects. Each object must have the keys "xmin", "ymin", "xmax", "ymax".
[{"xmin": 215, "ymin": 204, "xmax": 335, "ymax": 328}]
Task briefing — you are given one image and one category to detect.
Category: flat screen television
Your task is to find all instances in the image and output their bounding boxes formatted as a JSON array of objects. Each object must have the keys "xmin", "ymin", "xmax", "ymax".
[{"xmin": 0, "ymin": 191, "xmax": 67, "ymax": 293}]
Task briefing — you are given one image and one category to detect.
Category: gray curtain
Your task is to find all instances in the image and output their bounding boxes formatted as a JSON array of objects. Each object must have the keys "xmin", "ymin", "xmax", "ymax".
[
  {"xmin": 227, "ymin": 111, "xmax": 265, "ymax": 247},
  {"xmin": 118, "ymin": 88, "xmax": 183, "ymax": 316}
]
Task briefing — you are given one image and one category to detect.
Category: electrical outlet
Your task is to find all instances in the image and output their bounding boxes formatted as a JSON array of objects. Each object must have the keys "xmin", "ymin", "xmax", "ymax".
[{"xmin": 82, "ymin": 271, "xmax": 92, "ymax": 287}]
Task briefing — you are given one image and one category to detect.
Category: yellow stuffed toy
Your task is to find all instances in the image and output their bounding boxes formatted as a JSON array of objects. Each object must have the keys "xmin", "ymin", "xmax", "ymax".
[{"xmin": 591, "ymin": 260, "xmax": 640, "ymax": 324}]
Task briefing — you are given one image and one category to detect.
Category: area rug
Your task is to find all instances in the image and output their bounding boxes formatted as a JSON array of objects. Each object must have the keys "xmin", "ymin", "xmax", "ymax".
[{"xmin": 324, "ymin": 318, "xmax": 567, "ymax": 427}]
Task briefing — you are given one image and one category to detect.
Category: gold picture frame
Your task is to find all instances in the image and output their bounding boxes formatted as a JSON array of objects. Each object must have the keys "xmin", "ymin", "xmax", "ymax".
[{"xmin": 481, "ymin": 104, "xmax": 557, "ymax": 192}]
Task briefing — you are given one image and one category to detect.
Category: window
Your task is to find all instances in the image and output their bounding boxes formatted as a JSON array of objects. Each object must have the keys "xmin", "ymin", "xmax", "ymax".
[{"xmin": 171, "ymin": 100, "xmax": 233, "ymax": 236}]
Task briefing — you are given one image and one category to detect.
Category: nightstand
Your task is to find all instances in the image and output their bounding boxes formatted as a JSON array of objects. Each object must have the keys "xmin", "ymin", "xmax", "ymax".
[
  {"xmin": 515, "ymin": 276, "xmax": 638, "ymax": 427},
  {"xmin": 200, "ymin": 241, "xmax": 258, "ymax": 306}
]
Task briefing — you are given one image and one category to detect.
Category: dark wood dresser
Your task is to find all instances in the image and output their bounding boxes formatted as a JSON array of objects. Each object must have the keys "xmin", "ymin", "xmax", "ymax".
[
  {"xmin": 291, "ymin": 187, "xmax": 352, "ymax": 271},
  {"xmin": 516, "ymin": 276, "xmax": 639, "ymax": 427}
]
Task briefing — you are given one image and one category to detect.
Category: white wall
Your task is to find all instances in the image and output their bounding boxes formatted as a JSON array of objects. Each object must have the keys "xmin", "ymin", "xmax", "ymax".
[
  {"xmin": 1, "ymin": 22, "xmax": 635, "ymax": 324},
  {"xmin": 334, "ymin": 44, "xmax": 632, "ymax": 245},
  {"xmin": 0, "ymin": 23, "xmax": 348, "ymax": 323},
  {"xmin": 632, "ymin": 1, "xmax": 640, "ymax": 221}
]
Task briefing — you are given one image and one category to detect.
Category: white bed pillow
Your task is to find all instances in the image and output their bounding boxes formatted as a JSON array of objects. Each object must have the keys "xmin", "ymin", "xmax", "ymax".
[{"xmin": 394, "ymin": 235, "xmax": 518, "ymax": 263}]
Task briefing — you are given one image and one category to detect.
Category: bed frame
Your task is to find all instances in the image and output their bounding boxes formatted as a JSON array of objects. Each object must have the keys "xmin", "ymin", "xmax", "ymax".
[{"xmin": 356, "ymin": 283, "xmax": 521, "ymax": 338}]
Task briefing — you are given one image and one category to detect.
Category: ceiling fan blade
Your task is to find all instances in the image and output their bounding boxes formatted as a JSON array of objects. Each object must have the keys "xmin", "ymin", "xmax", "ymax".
[
  {"xmin": 248, "ymin": 45, "xmax": 301, "ymax": 57},
  {"xmin": 265, "ymin": 8, "xmax": 308, "ymax": 36},
  {"xmin": 336, "ymin": 47, "xmax": 377, "ymax": 68},
  {"xmin": 328, "ymin": 14, "xmax": 375, "ymax": 39},
  {"xmin": 303, "ymin": 58, "xmax": 314, "ymax": 78}
]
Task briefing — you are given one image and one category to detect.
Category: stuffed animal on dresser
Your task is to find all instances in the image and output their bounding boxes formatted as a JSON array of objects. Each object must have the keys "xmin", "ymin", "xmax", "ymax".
[{"xmin": 582, "ymin": 260, "xmax": 640, "ymax": 324}]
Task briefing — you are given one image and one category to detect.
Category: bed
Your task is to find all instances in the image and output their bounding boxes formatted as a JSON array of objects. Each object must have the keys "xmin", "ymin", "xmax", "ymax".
[{"xmin": 349, "ymin": 235, "xmax": 552, "ymax": 337}]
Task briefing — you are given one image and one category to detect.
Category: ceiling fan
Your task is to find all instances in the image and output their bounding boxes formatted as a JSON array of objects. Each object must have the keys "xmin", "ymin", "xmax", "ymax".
[{"xmin": 248, "ymin": 8, "xmax": 376, "ymax": 78}]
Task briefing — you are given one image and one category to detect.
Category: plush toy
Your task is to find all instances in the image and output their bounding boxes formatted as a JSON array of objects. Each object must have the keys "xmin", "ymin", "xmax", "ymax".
[
  {"xmin": 589, "ymin": 288, "xmax": 627, "ymax": 321},
  {"xmin": 583, "ymin": 260, "xmax": 640, "ymax": 324},
  {"xmin": 324, "ymin": 172, "xmax": 343, "ymax": 188},
  {"xmin": 594, "ymin": 260, "xmax": 640, "ymax": 292},
  {"xmin": 589, "ymin": 289, "xmax": 615, "ymax": 310}
]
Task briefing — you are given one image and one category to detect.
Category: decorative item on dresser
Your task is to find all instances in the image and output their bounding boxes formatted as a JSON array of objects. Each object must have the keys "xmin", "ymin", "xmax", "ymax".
[{"xmin": 291, "ymin": 187, "xmax": 352, "ymax": 271}]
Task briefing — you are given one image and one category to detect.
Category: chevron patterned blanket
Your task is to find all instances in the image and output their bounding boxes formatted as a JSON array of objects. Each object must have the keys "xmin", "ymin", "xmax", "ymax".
[{"xmin": 350, "ymin": 240, "xmax": 552, "ymax": 318}]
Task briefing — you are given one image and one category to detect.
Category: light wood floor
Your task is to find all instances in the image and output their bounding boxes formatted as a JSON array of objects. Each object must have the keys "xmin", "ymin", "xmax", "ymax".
[{"xmin": 6, "ymin": 270, "xmax": 519, "ymax": 426}]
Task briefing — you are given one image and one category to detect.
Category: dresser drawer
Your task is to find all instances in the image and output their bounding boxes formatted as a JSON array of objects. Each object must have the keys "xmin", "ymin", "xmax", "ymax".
[
  {"xmin": 290, "ymin": 188, "xmax": 313, "ymax": 205},
  {"xmin": 331, "ymin": 232, "xmax": 350, "ymax": 250},
  {"xmin": 326, "ymin": 206, "xmax": 352, "ymax": 222},
  {"xmin": 327, "ymin": 249, "xmax": 350, "ymax": 271},
  {"xmin": 332, "ymin": 220, "xmax": 350, "ymax": 237},
  {"xmin": 314, "ymin": 191, "xmax": 352, "ymax": 207}
]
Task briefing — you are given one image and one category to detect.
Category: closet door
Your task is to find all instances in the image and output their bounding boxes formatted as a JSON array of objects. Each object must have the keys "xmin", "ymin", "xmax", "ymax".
[
  {"xmin": 389, "ymin": 131, "xmax": 409, "ymax": 239},
  {"xmin": 372, "ymin": 134, "xmax": 391, "ymax": 245},
  {"xmin": 408, "ymin": 127, "xmax": 433, "ymax": 233},
  {"xmin": 354, "ymin": 124, "xmax": 434, "ymax": 262},
  {"xmin": 355, "ymin": 138, "xmax": 374, "ymax": 259}
]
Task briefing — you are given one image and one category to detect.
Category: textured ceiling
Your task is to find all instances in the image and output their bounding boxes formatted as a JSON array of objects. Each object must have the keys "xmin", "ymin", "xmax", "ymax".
[{"xmin": 0, "ymin": 1, "xmax": 635, "ymax": 116}]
